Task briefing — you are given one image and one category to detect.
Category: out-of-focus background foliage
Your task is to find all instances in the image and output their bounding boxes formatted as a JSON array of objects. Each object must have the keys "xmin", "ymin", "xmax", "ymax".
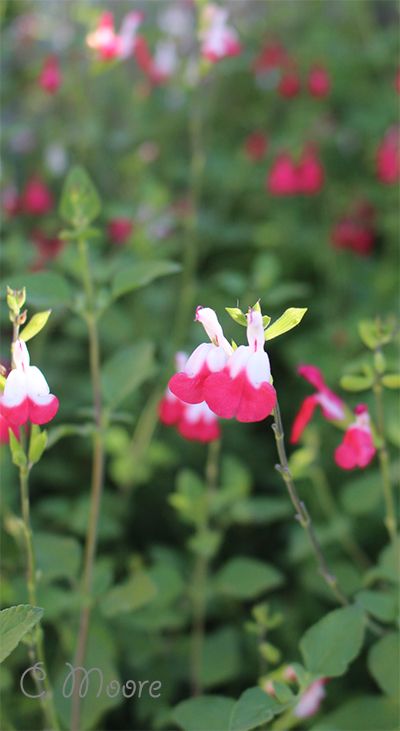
[{"xmin": 1, "ymin": 1, "xmax": 399, "ymax": 730}]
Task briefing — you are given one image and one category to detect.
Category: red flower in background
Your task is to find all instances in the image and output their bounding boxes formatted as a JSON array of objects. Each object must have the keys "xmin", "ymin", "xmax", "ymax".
[
  {"xmin": 107, "ymin": 218, "xmax": 133, "ymax": 245},
  {"xmin": 253, "ymin": 40, "xmax": 288, "ymax": 74},
  {"xmin": 267, "ymin": 153, "xmax": 298, "ymax": 195},
  {"xmin": 86, "ymin": 10, "xmax": 143, "ymax": 62},
  {"xmin": 267, "ymin": 148, "xmax": 324, "ymax": 195},
  {"xmin": 39, "ymin": 55, "xmax": 62, "ymax": 94},
  {"xmin": 335, "ymin": 404, "xmax": 376, "ymax": 470},
  {"xmin": 331, "ymin": 200, "xmax": 376, "ymax": 256},
  {"xmin": 291, "ymin": 364, "xmax": 346, "ymax": 443},
  {"xmin": 278, "ymin": 68, "xmax": 301, "ymax": 98},
  {"xmin": 30, "ymin": 230, "xmax": 64, "ymax": 270},
  {"xmin": 376, "ymin": 127, "xmax": 400, "ymax": 184},
  {"xmin": 21, "ymin": 176, "xmax": 53, "ymax": 215},
  {"xmin": 307, "ymin": 64, "xmax": 330, "ymax": 97},
  {"xmin": 395, "ymin": 68, "xmax": 400, "ymax": 94},
  {"xmin": 244, "ymin": 132, "xmax": 268, "ymax": 161}
]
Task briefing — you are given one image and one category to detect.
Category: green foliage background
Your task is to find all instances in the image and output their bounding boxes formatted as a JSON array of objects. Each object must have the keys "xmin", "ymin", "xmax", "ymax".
[{"xmin": 0, "ymin": 1, "xmax": 399, "ymax": 730}]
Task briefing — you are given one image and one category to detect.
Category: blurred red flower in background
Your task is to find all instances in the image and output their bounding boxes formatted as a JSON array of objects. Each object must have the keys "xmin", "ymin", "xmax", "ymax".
[
  {"xmin": 39, "ymin": 55, "xmax": 62, "ymax": 94},
  {"xmin": 331, "ymin": 200, "xmax": 376, "ymax": 256},
  {"xmin": 376, "ymin": 127, "xmax": 400, "ymax": 184},
  {"xmin": 278, "ymin": 68, "xmax": 301, "ymax": 98},
  {"xmin": 244, "ymin": 132, "xmax": 268, "ymax": 161},
  {"xmin": 21, "ymin": 176, "xmax": 53, "ymax": 215},
  {"xmin": 307, "ymin": 64, "xmax": 330, "ymax": 97},
  {"xmin": 267, "ymin": 148, "xmax": 324, "ymax": 195},
  {"xmin": 107, "ymin": 218, "xmax": 133, "ymax": 245}
]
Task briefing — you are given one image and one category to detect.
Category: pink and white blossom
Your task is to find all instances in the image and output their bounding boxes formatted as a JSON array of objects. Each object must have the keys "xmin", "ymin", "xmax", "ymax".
[
  {"xmin": 290, "ymin": 364, "xmax": 345, "ymax": 443},
  {"xmin": 335, "ymin": 404, "xmax": 376, "ymax": 470},
  {"xmin": 86, "ymin": 10, "xmax": 143, "ymax": 62},
  {"xmin": 294, "ymin": 678, "xmax": 327, "ymax": 718},
  {"xmin": 0, "ymin": 340, "xmax": 59, "ymax": 426},
  {"xmin": 200, "ymin": 5, "xmax": 241, "ymax": 63}
]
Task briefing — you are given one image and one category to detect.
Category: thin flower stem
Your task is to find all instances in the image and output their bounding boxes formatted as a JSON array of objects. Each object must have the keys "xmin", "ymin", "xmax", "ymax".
[
  {"xmin": 190, "ymin": 439, "xmax": 221, "ymax": 696},
  {"xmin": 71, "ymin": 237, "xmax": 105, "ymax": 731},
  {"xmin": 19, "ymin": 463, "xmax": 60, "ymax": 730},
  {"xmin": 373, "ymin": 379, "xmax": 398, "ymax": 548},
  {"xmin": 272, "ymin": 400, "xmax": 348, "ymax": 606}
]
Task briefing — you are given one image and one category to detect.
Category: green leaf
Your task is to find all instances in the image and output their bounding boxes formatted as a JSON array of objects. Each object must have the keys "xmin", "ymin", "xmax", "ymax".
[
  {"xmin": 214, "ymin": 557, "xmax": 283, "ymax": 599},
  {"xmin": 340, "ymin": 374, "xmax": 374, "ymax": 391},
  {"xmin": 100, "ymin": 571, "xmax": 157, "ymax": 617},
  {"xmin": 199, "ymin": 627, "xmax": 241, "ymax": 688},
  {"xmin": 358, "ymin": 320, "xmax": 380, "ymax": 350},
  {"xmin": 1, "ymin": 273, "xmax": 71, "ymax": 309},
  {"xmin": 173, "ymin": 696, "xmax": 235, "ymax": 731},
  {"xmin": 0, "ymin": 604, "xmax": 43, "ymax": 663},
  {"xmin": 188, "ymin": 529, "xmax": 222, "ymax": 559},
  {"xmin": 300, "ymin": 605, "xmax": 365, "ymax": 677},
  {"xmin": 59, "ymin": 166, "xmax": 101, "ymax": 229},
  {"xmin": 102, "ymin": 342, "xmax": 156, "ymax": 408},
  {"xmin": 340, "ymin": 471, "xmax": 381, "ymax": 515},
  {"xmin": 33, "ymin": 533, "xmax": 82, "ymax": 582},
  {"xmin": 231, "ymin": 497, "xmax": 292, "ymax": 525},
  {"xmin": 310, "ymin": 695, "xmax": 400, "ymax": 731},
  {"xmin": 8, "ymin": 431, "xmax": 27, "ymax": 468},
  {"xmin": 356, "ymin": 590, "xmax": 397, "ymax": 623},
  {"xmin": 382, "ymin": 374, "xmax": 400, "ymax": 389},
  {"xmin": 28, "ymin": 425, "xmax": 48, "ymax": 465},
  {"xmin": 170, "ymin": 470, "xmax": 206, "ymax": 526},
  {"xmin": 264, "ymin": 307, "xmax": 307, "ymax": 341},
  {"xmin": 229, "ymin": 687, "xmax": 283, "ymax": 731},
  {"xmin": 111, "ymin": 260, "xmax": 181, "ymax": 299},
  {"xmin": 365, "ymin": 542, "xmax": 400, "ymax": 585},
  {"xmin": 368, "ymin": 633, "xmax": 400, "ymax": 697},
  {"xmin": 225, "ymin": 307, "xmax": 247, "ymax": 326},
  {"xmin": 19, "ymin": 310, "xmax": 52, "ymax": 342}
]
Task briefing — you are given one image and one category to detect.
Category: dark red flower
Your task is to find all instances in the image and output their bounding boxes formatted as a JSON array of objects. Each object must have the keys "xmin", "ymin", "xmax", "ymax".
[
  {"xmin": 244, "ymin": 132, "xmax": 268, "ymax": 162},
  {"xmin": 107, "ymin": 218, "xmax": 133, "ymax": 245},
  {"xmin": 278, "ymin": 69, "xmax": 301, "ymax": 98},
  {"xmin": 21, "ymin": 177, "xmax": 53, "ymax": 216},
  {"xmin": 39, "ymin": 55, "xmax": 62, "ymax": 94},
  {"xmin": 307, "ymin": 65, "xmax": 330, "ymax": 97}
]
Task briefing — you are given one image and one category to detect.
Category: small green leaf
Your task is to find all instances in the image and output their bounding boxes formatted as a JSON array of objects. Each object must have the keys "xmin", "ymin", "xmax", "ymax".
[
  {"xmin": 300, "ymin": 605, "xmax": 365, "ymax": 677},
  {"xmin": 59, "ymin": 166, "xmax": 101, "ymax": 229},
  {"xmin": 111, "ymin": 260, "xmax": 181, "ymax": 299},
  {"xmin": 382, "ymin": 374, "xmax": 400, "ymax": 389},
  {"xmin": 101, "ymin": 342, "xmax": 156, "ymax": 409},
  {"xmin": 264, "ymin": 307, "xmax": 307, "ymax": 341},
  {"xmin": 200, "ymin": 627, "xmax": 241, "ymax": 688},
  {"xmin": 229, "ymin": 687, "xmax": 283, "ymax": 731},
  {"xmin": 188, "ymin": 530, "xmax": 222, "ymax": 559},
  {"xmin": 173, "ymin": 696, "xmax": 235, "ymax": 731},
  {"xmin": 358, "ymin": 320, "xmax": 380, "ymax": 349},
  {"xmin": 214, "ymin": 557, "xmax": 283, "ymax": 599},
  {"xmin": 28, "ymin": 425, "xmax": 48, "ymax": 465},
  {"xmin": 340, "ymin": 374, "xmax": 374, "ymax": 391},
  {"xmin": 311, "ymin": 695, "xmax": 400, "ymax": 731},
  {"xmin": 0, "ymin": 605, "xmax": 43, "ymax": 663},
  {"xmin": 356, "ymin": 590, "xmax": 397, "ymax": 623},
  {"xmin": 8, "ymin": 431, "xmax": 27, "ymax": 468},
  {"xmin": 262, "ymin": 315, "xmax": 271, "ymax": 328},
  {"xmin": 33, "ymin": 532, "xmax": 82, "ymax": 582},
  {"xmin": 225, "ymin": 307, "xmax": 247, "ymax": 326},
  {"xmin": 368, "ymin": 632, "xmax": 399, "ymax": 697},
  {"xmin": 100, "ymin": 572, "xmax": 157, "ymax": 617},
  {"xmin": 20, "ymin": 310, "xmax": 51, "ymax": 342}
]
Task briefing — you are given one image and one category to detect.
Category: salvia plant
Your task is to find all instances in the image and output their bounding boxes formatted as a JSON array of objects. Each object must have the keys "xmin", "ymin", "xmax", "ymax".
[{"xmin": 0, "ymin": 2, "xmax": 399, "ymax": 731}]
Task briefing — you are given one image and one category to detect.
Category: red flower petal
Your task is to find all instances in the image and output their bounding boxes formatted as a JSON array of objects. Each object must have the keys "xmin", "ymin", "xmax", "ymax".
[
  {"xmin": 168, "ymin": 366, "xmax": 209, "ymax": 405},
  {"xmin": 204, "ymin": 370, "xmax": 276, "ymax": 423},
  {"xmin": 28, "ymin": 396, "xmax": 59, "ymax": 425},
  {"xmin": 290, "ymin": 395, "xmax": 318, "ymax": 443},
  {"xmin": 0, "ymin": 398, "xmax": 29, "ymax": 426}
]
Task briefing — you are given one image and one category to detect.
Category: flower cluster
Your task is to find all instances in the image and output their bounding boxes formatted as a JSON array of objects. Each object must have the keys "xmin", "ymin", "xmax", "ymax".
[
  {"xmin": 0, "ymin": 339, "xmax": 59, "ymax": 435},
  {"xmin": 376, "ymin": 127, "xmax": 400, "ymax": 185},
  {"xmin": 253, "ymin": 40, "xmax": 330, "ymax": 99},
  {"xmin": 291, "ymin": 364, "xmax": 376, "ymax": 470},
  {"xmin": 267, "ymin": 148, "xmax": 324, "ymax": 196},
  {"xmin": 331, "ymin": 199, "xmax": 376, "ymax": 256},
  {"xmin": 168, "ymin": 306, "xmax": 276, "ymax": 425},
  {"xmin": 159, "ymin": 353, "xmax": 220, "ymax": 444},
  {"xmin": 200, "ymin": 4, "xmax": 242, "ymax": 63}
]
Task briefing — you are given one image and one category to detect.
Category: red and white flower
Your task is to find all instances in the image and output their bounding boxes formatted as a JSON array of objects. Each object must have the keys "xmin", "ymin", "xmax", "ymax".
[
  {"xmin": 200, "ymin": 5, "xmax": 241, "ymax": 63},
  {"xmin": 21, "ymin": 176, "xmax": 53, "ymax": 216},
  {"xmin": 335, "ymin": 404, "xmax": 376, "ymax": 470},
  {"xmin": 0, "ymin": 340, "xmax": 59, "ymax": 426},
  {"xmin": 86, "ymin": 10, "xmax": 143, "ymax": 62},
  {"xmin": 203, "ymin": 309, "xmax": 277, "ymax": 423},
  {"xmin": 168, "ymin": 307, "xmax": 232, "ymax": 405},
  {"xmin": 307, "ymin": 64, "xmax": 330, "ymax": 97},
  {"xmin": 290, "ymin": 364, "xmax": 345, "ymax": 443},
  {"xmin": 294, "ymin": 678, "xmax": 327, "ymax": 718},
  {"xmin": 160, "ymin": 353, "xmax": 220, "ymax": 443}
]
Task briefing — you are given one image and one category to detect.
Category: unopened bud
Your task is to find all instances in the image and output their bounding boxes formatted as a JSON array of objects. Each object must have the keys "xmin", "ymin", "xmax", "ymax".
[{"xmin": 18, "ymin": 310, "xmax": 28, "ymax": 326}]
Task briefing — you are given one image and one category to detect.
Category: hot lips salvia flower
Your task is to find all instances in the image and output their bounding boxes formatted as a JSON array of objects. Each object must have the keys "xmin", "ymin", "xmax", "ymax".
[
  {"xmin": 334, "ymin": 404, "xmax": 376, "ymax": 470},
  {"xmin": 0, "ymin": 339, "xmax": 59, "ymax": 426},
  {"xmin": 169, "ymin": 306, "xmax": 277, "ymax": 423},
  {"xmin": 290, "ymin": 364, "xmax": 346, "ymax": 443}
]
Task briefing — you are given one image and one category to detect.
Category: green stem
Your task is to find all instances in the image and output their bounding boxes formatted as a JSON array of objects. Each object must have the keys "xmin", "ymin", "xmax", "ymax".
[
  {"xmin": 19, "ymin": 464, "xmax": 60, "ymax": 730},
  {"xmin": 71, "ymin": 237, "xmax": 105, "ymax": 731},
  {"xmin": 272, "ymin": 401, "xmax": 348, "ymax": 606},
  {"xmin": 373, "ymin": 380, "xmax": 397, "ymax": 548},
  {"xmin": 190, "ymin": 439, "xmax": 220, "ymax": 696}
]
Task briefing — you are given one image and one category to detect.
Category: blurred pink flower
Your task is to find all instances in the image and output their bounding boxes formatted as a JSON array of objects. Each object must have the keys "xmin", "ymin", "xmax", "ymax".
[
  {"xmin": 308, "ymin": 64, "xmax": 330, "ymax": 97},
  {"xmin": 21, "ymin": 177, "xmax": 53, "ymax": 215},
  {"xmin": 107, "ymin": 218, "xmax": 133, "ymax": 245},
  {"xmin": 376, "ymin": 128, "xmax": 400, "ymax": 184},
  {"xmin": 39, "ymin": 55, "xmax": 62, "ymax": 94},
  {"xmin": 200, "ymin": 4, "xmax": 241, "ymax": 63},
  {"xmin": 2, "ymin": 186, "xmax": 21, "ymax": 217},
  {"xmin": 294, "ymin": 678, "xmax": 327, "ymax": 718},
  {"xmin": 278, "ymin": 68, "xmax": 301, "ymax": 97},
  {"xmin": 86, "ymin": 10, "xmax": 143, "ymax": 62},
  {"xmin": 291, "ymin": 365, "xmax": 346, "ymax": 443},
  {"xmin": 335, "ymin": 404, "xmax": 376, "ymax": 470},
  {"xmin": 244, "ymin": 132, "xmax": 268, "ymax": 161}
]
